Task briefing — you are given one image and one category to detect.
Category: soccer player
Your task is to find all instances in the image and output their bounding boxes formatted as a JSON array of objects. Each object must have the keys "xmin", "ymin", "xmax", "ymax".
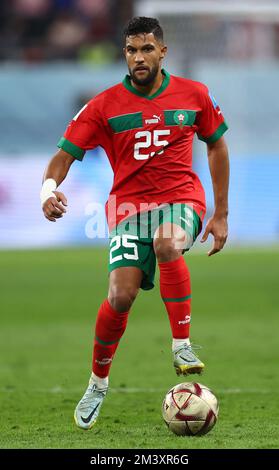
[{"xmin": 41, "ymin": 17, "xmax": 229, "ymax": 430}]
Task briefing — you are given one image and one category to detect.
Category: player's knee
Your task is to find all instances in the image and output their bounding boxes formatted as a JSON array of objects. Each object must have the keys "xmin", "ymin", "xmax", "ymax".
[
  {"xmin": 154, "ymin": 237, "xmax": 183, "ymax": 263},
  {"xmin": 108, "ymin": 285, "xmax": 138, "ymax": 313}
]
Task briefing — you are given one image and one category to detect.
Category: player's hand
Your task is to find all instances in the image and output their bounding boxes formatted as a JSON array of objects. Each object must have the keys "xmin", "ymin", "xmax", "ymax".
[
  {"xmin": 42, "ymin": 191, "xmax": 67, "ymax": 222},
  {"xmin": 200, "ymin": 215, "xmax": 228, "ymax": 256}
]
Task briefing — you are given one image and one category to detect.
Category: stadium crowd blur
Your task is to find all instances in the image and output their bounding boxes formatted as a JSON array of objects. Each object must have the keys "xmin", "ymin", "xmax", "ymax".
[
  {"xmin": 1, "ymin": 0, "xmax": 279, "ymax": 64},
  {"xmin": 0, "ymin": 0, "xmax": 133, "ymax": 63},
  {"xmin": 1, "ymin": 0, "xmax": 279, "ymax": 65}
]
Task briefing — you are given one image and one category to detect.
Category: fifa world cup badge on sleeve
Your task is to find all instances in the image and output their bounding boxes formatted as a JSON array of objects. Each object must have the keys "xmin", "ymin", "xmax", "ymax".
[{"xmin": 209, "ymin": 92, "xmax": 222, "ymax": 115}]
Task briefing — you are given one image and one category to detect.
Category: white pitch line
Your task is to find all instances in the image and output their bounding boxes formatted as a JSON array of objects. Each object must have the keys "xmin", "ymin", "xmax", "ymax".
[{"xmin": 0, "ymin": 387, "xmax": 275, "ymax": 394}]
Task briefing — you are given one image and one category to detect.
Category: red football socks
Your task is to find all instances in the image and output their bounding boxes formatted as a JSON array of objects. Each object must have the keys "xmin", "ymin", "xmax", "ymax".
[
  {"xmin": 159, "ymin": 257, "xmax": 191, "ymax": 339},
  {"xmin": 92, "ymin": 299, "xmax": 129, "ymax": 378}
]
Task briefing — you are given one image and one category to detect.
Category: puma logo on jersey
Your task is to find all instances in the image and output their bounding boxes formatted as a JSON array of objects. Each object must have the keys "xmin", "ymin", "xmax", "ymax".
[{"xmin": 145, "ymin": 114, "xmax": 162, "ymax": 124}]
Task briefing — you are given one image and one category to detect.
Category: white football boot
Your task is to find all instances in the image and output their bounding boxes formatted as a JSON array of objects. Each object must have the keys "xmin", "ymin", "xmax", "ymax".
[
  {"xmin": 74, "ymin": 375, "xmax": 108, "ymax": 430},
  {"xmin": 173, "ymin": 343, "xmax": 205, "ymax": 376}
]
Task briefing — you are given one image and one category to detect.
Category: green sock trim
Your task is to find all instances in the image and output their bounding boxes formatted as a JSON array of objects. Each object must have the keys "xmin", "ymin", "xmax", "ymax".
[
  {"xmin": 95, "ymin": 335, "xmax": 120, "ymax": 346},
  {"xmin": 162, "ymin": 294, "xmax": 192, "ymax": 302}
]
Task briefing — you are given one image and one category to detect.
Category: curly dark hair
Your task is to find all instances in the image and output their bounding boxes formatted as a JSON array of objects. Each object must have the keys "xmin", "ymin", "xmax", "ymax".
[{"xmin": 123, "ymin": 17, "xmax": 164, "ymax": 43}]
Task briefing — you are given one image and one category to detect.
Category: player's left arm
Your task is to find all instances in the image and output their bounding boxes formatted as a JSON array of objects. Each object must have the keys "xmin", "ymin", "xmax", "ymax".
[{"xmin": 201, "ymin": 136, "xmax": 229, "ymax": 256}]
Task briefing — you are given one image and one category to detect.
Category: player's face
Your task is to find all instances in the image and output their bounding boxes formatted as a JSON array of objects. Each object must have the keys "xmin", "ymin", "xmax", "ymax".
[{"xmin": 124, "ymin": 33, "xmax": 167, "ymax": 86}]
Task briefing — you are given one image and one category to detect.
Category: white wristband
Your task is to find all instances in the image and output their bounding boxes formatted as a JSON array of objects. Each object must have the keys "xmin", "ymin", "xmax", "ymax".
[{"xmin": 40, "ymin": 178, "xmax": 57, "ymax": 205}]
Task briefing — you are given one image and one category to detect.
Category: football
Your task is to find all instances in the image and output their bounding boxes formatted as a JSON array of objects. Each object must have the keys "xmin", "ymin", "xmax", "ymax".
[{"xmin": 162, "ymin": 382, "xmax": 219, "ymax": 436}]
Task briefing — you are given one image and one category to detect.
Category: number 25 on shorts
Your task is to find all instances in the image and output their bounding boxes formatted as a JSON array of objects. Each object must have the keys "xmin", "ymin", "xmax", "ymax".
[{"xmin": 109, "ymin": 234, "xmax": 139, "ymax": 264}]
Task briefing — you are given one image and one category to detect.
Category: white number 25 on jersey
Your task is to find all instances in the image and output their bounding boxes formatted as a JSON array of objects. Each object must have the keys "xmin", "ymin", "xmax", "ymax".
[{"xmin": 134, "ymin": 130, "xmax": 170, "ymax": 160}]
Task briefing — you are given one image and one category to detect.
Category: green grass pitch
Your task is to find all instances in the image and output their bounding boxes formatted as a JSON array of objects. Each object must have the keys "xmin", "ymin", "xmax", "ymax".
[{"xmin": 0, "ymin": 247, "xmax": 278, "ymax": 449}]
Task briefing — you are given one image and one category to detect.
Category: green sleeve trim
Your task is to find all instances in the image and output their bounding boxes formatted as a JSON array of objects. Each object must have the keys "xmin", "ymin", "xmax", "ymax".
[
  {"xmin": 198, "ymin": 121, "xmax": 229, "ymax": 144},
  {"xmin": 57, "ymin": 137, "xmax": 85, "ymax": 161}
]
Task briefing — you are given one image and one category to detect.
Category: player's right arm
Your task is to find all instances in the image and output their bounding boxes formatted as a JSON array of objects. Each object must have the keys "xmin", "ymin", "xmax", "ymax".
[
  {"xmin": 41, "ymin": 149, "xmax": 75, "ymax": 222},
  {"xmin": 41, "ymin": 97, "xmax": 104, "ymax": 222}
]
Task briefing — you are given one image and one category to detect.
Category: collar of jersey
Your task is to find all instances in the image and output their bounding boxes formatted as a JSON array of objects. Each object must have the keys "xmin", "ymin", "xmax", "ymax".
[{"xmin": 122, "ymin": 69, "xmax": 170, "ymax": 100}]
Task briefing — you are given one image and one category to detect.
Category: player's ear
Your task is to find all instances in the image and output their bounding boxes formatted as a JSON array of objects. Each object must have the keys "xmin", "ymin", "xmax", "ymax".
[{"xmin": 160, "ymin": 45, "xmax": 168, "ymax": 60}]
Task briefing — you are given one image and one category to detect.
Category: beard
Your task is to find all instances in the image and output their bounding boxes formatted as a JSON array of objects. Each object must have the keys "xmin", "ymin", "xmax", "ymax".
[{"xmin": 129, "ymin": 64, "xmax": 159, "ymax": 86}]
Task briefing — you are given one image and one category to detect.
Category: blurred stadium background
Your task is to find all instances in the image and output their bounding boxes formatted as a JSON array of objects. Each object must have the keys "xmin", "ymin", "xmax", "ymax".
[{"xmin": 1, "ymin": 0, "xmax": 279, "ymax": 248}]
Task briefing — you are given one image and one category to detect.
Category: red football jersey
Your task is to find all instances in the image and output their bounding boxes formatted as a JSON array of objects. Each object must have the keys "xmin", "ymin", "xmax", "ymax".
[{"xmin": 58, "ymin": 69, "xmax": 228, "ymax": 230}]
